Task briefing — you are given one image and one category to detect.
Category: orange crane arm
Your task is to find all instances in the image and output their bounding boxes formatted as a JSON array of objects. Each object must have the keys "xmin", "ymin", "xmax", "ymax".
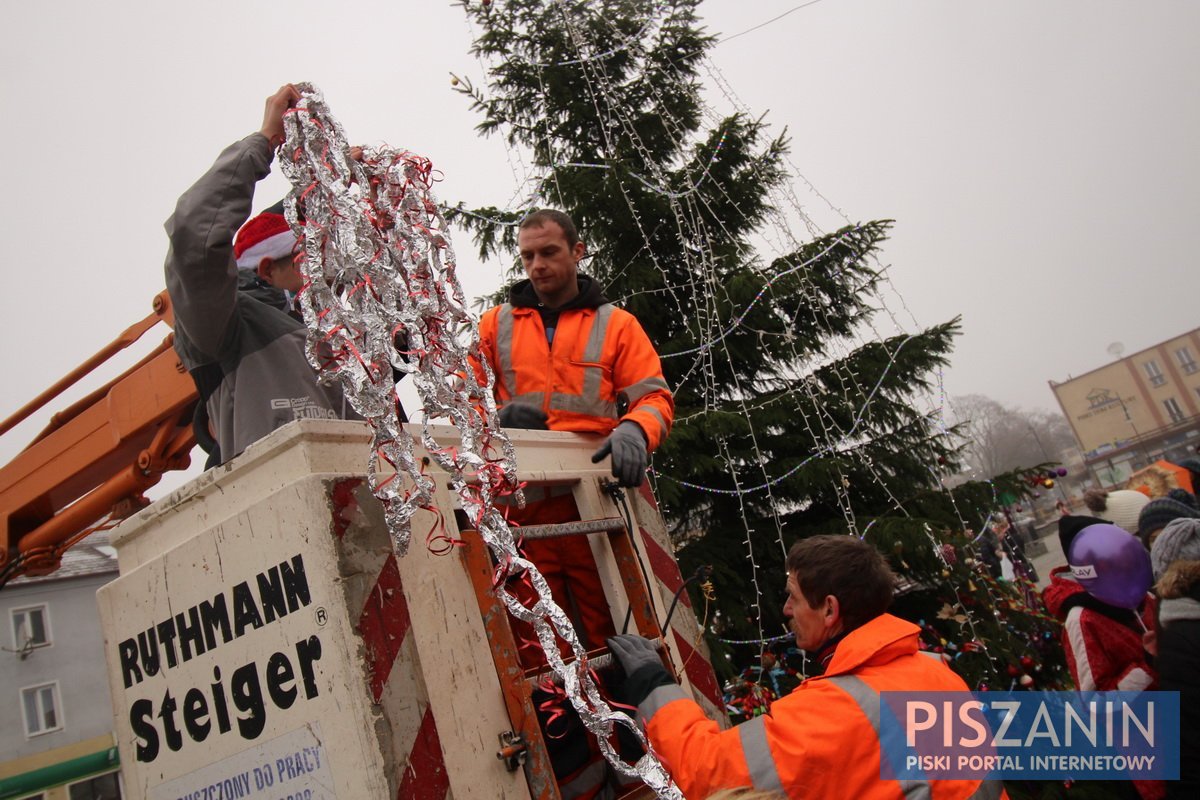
[{"xmin": 0, "ymin": 291, "xmax": 198, "ymax": 583}]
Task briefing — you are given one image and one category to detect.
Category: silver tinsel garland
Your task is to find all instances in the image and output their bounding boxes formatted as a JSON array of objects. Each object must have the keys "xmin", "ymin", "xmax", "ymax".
[{"xmin": 278, "ymin": 84, "xmax": 681, "ymax": 799}]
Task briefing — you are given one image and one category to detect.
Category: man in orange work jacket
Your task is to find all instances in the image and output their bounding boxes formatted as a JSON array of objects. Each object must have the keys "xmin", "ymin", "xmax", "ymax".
[
  {"xmin": 471, "ymin": 208, "xmax": 674, "ymax": 655},
  {"xmin": 472, "ymin": 209, "xmax": 673, "ymax": 798},
  {"xmin": 608, "ymin": 535, "xmax": 1008, "ymax": 800}
]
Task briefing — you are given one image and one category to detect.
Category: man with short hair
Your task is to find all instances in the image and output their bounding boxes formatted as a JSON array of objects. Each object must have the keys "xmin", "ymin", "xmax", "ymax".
[
  {"xmin": 471, "ymin": 209, "xmax": 673, "ymax": 798},
  {"xmin": 475, "ymin": 208, "xmax": 673, "ymax": 483},
  {"xmin": 471, "ymin": 209, "xmax": 674, "ymax": 655},
  {"xmin": 166, "ymin": 84, "xmax": 357, "ymax": 467},
  {"xmin": 608, "ymin": 535, "xmax": 1007, "ymax": 799}
]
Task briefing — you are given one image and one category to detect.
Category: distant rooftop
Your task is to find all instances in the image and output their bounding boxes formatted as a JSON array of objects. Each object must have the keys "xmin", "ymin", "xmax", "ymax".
[
  {"xmin": 7, "ymin": 531, "xmax": 118, "ymax": 588},
  {"xmin": 1048, "ymin": 324, "xmax": 1200, "ymax": 386}
]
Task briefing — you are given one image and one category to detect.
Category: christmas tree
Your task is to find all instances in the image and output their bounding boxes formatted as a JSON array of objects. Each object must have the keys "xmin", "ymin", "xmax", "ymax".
[{"xmin": 450, "ymin": 0, "xmax": 1065, "ymax": 694}]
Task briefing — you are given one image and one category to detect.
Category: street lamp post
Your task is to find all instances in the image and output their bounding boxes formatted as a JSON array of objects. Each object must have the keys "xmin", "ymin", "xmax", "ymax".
[{"xmin": 1112, "ymin": 393, "xmax": 1153, "ymax": 467}]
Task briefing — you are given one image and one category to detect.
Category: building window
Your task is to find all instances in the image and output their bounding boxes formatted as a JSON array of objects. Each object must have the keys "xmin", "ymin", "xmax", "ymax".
[
  {"xmin": 1164, "ymin": 397, "xmax": 1186, "ymax": 423},
  {"xmin": 1177, "ymin": 346, "xmax": 1198, "ymax": 374},
  {"xmin": 21, "ymin": 682, "xmax": 63, "ymax": 737},
  {"xmin": 1144, "ymin": 360, "xmax": 1167, "ymax": 386},
  {"xmin": 11, "ymin": 605, "xmax": 51, "ymax": 653},
  {"xmin": 69, "ymin": 771, "xmax": 122, "ymax": 799}
]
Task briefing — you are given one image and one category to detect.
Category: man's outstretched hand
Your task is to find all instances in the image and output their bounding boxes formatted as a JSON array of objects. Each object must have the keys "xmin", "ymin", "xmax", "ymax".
[{"xmin": 260, "ymin": 84, "xmax": 301, "ymax": 149}]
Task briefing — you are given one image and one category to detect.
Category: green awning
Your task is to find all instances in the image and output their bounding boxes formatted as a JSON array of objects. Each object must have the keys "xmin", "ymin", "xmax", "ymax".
[{"xmin": 0, "ymin": 746, "xmax": 118, "ymax": 799}]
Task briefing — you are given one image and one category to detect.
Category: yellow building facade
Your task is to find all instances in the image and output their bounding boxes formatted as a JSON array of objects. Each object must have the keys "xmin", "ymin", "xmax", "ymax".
[{"xmin": 1050, "ymin": 327, "xmax": 1200, "ymax": 486}]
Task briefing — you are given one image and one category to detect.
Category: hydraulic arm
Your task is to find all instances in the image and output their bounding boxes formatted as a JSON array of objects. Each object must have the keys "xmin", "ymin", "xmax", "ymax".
[{"xmin": 0, "ymin": 291, "xmax": 197, "ymax": 583}]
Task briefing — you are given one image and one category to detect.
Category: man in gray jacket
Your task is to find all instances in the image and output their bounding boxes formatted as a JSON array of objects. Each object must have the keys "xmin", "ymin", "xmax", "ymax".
[{"xmin": 166, "ymin": 84, "xmax": 355, "ymax": 466}]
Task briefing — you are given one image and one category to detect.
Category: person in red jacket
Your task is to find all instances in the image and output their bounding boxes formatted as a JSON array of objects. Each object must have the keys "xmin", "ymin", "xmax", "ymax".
[
  {"xmin": 608, "ymin": 535, "xmax": 1007, "ymax": 800},
  {"xmin": 1041, "ymin": 515, "xmax": 1158, "ymax": 693},
  {"xmin": 1042, "ymin": 515, "xmax": 1162, "ymax": 800}
]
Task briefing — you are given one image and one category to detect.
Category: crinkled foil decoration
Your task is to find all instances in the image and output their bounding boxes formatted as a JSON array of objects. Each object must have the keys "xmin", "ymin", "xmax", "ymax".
[{"xmin": 279, "ymin": 84, "xmax": 681, "ymax": 799}]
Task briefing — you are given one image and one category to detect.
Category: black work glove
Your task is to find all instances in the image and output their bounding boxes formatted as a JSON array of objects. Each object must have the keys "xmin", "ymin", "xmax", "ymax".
[
  {"xmin": 606, "ymin": 635, "xmax": 674, "ymax": 708},
  {"xmin": 590, "ymin": 421, "xmax": 648, "ymax": 486},
  {"xmin": 498, "ymin": 402, "xmax": 548, "ymax": 430}
]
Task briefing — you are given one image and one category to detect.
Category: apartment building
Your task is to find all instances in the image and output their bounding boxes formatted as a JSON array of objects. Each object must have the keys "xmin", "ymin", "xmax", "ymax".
[
  {"xmin": 0, "ymin": 534, "xmax": 121, "ymax": 799},
  {"xmin": 1049, "ymin": 327, "xmax": 1200, "ymax": 486}
]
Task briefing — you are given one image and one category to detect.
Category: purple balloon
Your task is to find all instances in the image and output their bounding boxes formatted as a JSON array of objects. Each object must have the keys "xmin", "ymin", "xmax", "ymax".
[{"xmin": 1067, "ymin": 523, "xmax": 1152, "ymax": 608}]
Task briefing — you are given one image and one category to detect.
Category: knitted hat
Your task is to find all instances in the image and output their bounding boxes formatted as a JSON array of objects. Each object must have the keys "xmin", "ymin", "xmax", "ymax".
[
  {"xmin": 1098, "ymin": 489, "xmax": 1150, "ymax": 535},
  {"xmin": 1176, "ymin": 457, "xmax": 1200, "ymax": 474},
  {"xmin": 234, "ymin": 211, "xmax": 296, "ymax": 269},
  {"xmin": 1137, "ymin": 497, "xmax": 1200, "ymax": 539},
  {"xmin": 1176, "ymin": 457, "xmax": 1200, "ymax": 491},
  {"xmin": 1058, "ymin": 515, "xmax": 1109, "ymax": 559},
  {"xmin": 1167, "ymin": 488, "xmax": 1198, "ymax": 510},
  {"xmin": 1150, "ymin": 518, "xmax": 1200, "ymax": 579}
]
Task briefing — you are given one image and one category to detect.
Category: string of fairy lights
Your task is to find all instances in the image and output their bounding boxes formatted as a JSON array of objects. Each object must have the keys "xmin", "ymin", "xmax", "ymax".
[
  {"xmin": 567, "ymin": 4, "xmax": 786, "ymax": 645},
  {"xmin": 475, "ymin": 0, "xmax": 933, "ymax": 539},
  {"xmin": 452, "ymin": 0, "xmax": 1045, "ymax": 683},
  {"xmin": 650, "ymin": 88, "xmax": 931, "ymax": 547}
]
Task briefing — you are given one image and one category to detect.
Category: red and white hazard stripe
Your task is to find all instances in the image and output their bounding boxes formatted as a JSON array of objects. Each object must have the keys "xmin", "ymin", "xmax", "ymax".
[
  {"xmin": 333, "ymin": 479, "xmax": 452, "ymax": 800},
  {"xmin": 635, "ymin": 484, "xmax": 727, "ymax": 723}
]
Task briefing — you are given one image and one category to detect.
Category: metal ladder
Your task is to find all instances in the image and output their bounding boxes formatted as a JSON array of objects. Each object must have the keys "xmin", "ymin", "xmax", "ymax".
[{"xmin": 457, "ymin": 480, "xmax": 670, "ymax": 800}]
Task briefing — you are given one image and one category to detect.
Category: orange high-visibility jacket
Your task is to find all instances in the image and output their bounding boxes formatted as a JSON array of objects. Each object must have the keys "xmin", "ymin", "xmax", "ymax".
[
  {"xmin": 473, "ymin": 302, "xmax": 673, "ymax": 450},
  {"xmin": 640, "ymin": 614, "xmax": 1008, "ymax": 800}
]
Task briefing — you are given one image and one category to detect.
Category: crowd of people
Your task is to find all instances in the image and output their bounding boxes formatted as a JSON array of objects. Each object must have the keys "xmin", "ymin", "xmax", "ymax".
[
  {"xmin": 1040, "ymin": 477, "xmax": 1200, "ymax": 800},
  {"xmin": 167, "ymin": 85, "xmax": 1195, "ymax": 799}
]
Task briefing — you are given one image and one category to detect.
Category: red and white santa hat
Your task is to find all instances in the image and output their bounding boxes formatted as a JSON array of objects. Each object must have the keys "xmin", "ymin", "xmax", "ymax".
[{"xmin": 234, "ymin": 211, "xmax": 297, "ymax": 268}]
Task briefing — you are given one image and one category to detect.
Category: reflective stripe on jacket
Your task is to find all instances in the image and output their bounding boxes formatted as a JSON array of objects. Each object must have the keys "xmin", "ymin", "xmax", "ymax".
[
  {"xmin": 641, "ymin": 614, "xmax": 1008, "ymax": 800},
  {"xmin": 473, "ymin": 302, "xmax": 673, "ymax": 449}
]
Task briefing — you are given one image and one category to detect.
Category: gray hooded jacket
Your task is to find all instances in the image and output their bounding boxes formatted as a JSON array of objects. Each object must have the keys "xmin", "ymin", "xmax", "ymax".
[{"xmin": 165, "ymin": 133, "xmax": 355, "ymax": 464}]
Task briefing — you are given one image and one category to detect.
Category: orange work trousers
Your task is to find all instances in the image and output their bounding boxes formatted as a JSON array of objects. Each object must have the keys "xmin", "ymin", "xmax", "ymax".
[{"xmin": 506, "ymin": 493, "xmax": 617, "ymax": 668}]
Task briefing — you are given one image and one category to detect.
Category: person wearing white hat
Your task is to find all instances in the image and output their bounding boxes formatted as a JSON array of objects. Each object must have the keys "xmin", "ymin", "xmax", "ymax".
[{"xmin": 1084, "ymin": 488, "xmax": 1150, "ymax": 535}]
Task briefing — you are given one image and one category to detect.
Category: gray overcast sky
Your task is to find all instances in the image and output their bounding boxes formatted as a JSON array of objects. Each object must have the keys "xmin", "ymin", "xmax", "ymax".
[{"xmin": 2, "ymin": 0, "xmax": 1198, "ymax": 473}]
